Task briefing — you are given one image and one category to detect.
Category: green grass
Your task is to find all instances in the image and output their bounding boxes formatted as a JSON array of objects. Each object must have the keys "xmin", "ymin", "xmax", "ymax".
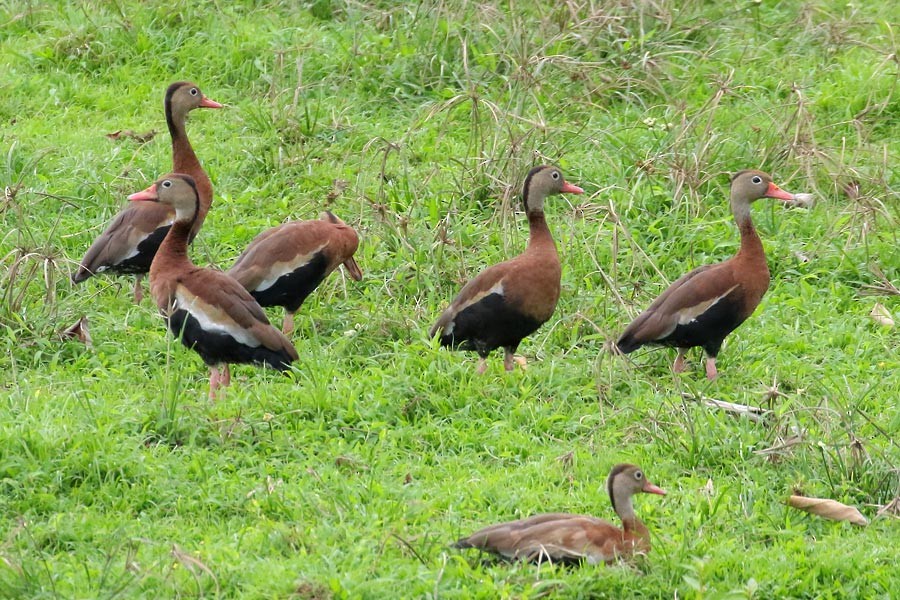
[{"xmin": 2, "ymin": 0, "xmax": 899, "ymax": 597}]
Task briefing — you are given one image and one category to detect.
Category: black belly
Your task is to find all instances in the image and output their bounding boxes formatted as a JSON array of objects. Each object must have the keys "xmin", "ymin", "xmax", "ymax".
[
  {"xmin": 168, "ymin": 310, "xmax": 294, "ymax": 370},
  {"xmin": 248, "ymin": 253, "xmax": 329, "ymax": 312},
  {"xmin": 659, "ymin": 296, "xmax": 747, "ymax": 356},
  {"xmin": 110, "ymin": 225, "xmax": 171, "ymax": 275},
  {"xmin": 440, "ymin": 293, "xmax": 543, "ymax": 358}
]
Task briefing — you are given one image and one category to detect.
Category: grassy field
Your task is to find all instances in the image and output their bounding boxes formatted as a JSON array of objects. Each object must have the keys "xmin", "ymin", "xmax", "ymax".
[{"xmin": 2, "ymin": 0, "xmax": 899, "ymax": 597}]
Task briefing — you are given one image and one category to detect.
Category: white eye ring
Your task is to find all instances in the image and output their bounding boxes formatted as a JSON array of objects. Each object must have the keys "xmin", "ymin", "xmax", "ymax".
[
  {"xmin": 161, "ymin": 180, "xmax": 173, "ymax": 188},
  {"xmin": 190, "ymin": 88, "xmax": 199, "ymax": 96},
  {"xmin": 751, "ymin": 176, "xmax": 763, "ymax": 184},
  {"xmin": 635, "ymin": 471, "xmax": 643, "ymax": 480},
  {"xmin": 551, "ymin": 171, "xmax": 560, "ymax": 179}
]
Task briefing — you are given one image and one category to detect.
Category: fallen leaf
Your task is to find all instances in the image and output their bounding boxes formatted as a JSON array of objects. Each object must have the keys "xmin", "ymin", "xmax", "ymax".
[
  {"xmin": 106, "ymin": 129, "xmax": 157, "ymax": 143},
  {"xmin": 58, "ymin": 316, "xmax": 92, "ymax": 347},
  {"xmin": 870, "ymin": 303, "xmax": 894, "ymax": 327},
  {"xmin": 787, "ymin": 495, "xmax": 868, "ymax": 526}
]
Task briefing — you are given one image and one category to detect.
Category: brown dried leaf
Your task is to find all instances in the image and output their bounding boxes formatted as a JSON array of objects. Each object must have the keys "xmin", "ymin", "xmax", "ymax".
[
  {"xmin": 106, "ymin": 129, "xmax": 157, "ymax": 143},
  {"xmin": 787, "ymin": 495, "xmax": 868, "ymax": 526},
  {"xmin": 58, "ymin": 316, "xmax": 92, "ymax": 347},
  {"xmin": 870, "ymin": 303, "xmax": 894, "ymax": 327}
]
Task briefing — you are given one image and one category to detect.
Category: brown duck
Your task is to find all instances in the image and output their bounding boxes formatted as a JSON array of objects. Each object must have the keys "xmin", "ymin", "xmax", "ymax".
[
  {"xmin": 73, "ymin": 82, "xmax": 222, "ymax": 302},
  {"xmin": 228, "ymin": 212, "xmax": 363, "ymax": 335},
  {"xmin": 430, "ymin": 165, "xmax": 583, "ymax": 373},
  {"xmin": 616, "ymin": 170, "xmax": 796, "ymax": 379},
  {"xmin": 128, "ymin": 174, "xmax": 298, "ymax": 399},
  {"xmin": 454, "ymin": 464, "xmax": 666, "ymax": 564}
]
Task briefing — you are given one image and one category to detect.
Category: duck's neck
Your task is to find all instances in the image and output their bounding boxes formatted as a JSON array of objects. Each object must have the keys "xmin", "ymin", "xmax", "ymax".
[
  {"xmin": 167, "ymin": 106, "xmax": 212, "ymax": 235},
  {"xmin": 612, "ymin": 490, "xmax": 651, "ymax": 545},
  {"xmin": 151, "ymin": 208, "xmax": 198, "ymax": 282},
  {"xmin": 526, "ymin": 210, "xmax": 558, "ymax": 255},
  {"xmin": 732, "ymin": 200, "xmax": 765, "ymax": 262},
  {"xmin": 167, "ymin": 105, "xmax": 200, "ymax": 174}
]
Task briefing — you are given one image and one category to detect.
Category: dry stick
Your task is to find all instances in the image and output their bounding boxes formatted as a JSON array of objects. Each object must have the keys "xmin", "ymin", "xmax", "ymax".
[{"xmin": 681, "ymin": 392, "xmax": 769, "ymax": 422}]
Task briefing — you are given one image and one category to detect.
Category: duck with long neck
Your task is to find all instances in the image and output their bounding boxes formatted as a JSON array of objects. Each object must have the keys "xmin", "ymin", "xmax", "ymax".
[
  {"xmin": 453, "ymin": 463, "xmax": 666, "ymax": 564},
  {"xmin": 616, "ymin": 169, "xmax": 796, "ymax": 379},
  {"xmin": 167, "ymin": 82, "xmax": 217, "ymax": 241},
  {"xmin": 73, "ymin": 82, "xmax": 222, "ymax": 302},
  {"xmin": 129, "ymin": 173, "xmax": 299, "ymax": 399},
  {"xmin": 430, "ymin": 165, "xmax": 583, "ymax": 374}
]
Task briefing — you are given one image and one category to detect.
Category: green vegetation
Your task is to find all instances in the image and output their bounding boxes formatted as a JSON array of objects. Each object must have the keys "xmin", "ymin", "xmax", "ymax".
[{"xmin": 2, "ymin": 1, "xmax": 898, "ymax": 597}]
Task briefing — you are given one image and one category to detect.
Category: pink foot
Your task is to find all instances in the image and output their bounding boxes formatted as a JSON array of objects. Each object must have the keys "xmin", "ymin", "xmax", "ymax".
[
  {"xmin": 476, "ymin": 358, "xmax": 488, "ymax": 375},
  {"xmin": 673, "ymin": 349, "xmax": 687, "ymax": 373},
  {"xmin": 208, "ymin": 364, "xmax": 231, "ymax": 400},
  {"xmin": 209, "ymin": 367, "xmax": 220, "ymax": 400},
  {"xmin": 705, "ymin": 358, "xmax": 718, "ymax": 380},
  {"xmin": 282, "ymin": 312, "xmax": 294, "ymax": 336}
]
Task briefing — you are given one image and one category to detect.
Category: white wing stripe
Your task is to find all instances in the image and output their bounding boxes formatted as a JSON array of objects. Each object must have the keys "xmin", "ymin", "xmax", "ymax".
[
  {"xmin": 676, "ymin": 284, "xmax": 739, "ymax": 325},
  {"xmin": 175, "ymin": 290, "xmax": 261, "ymax": 348}
]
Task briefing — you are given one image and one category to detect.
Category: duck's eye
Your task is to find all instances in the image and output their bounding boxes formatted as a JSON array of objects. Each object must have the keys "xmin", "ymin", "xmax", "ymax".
[
  {"xmin": 551, "ymin": 171, "xmax": 560, "ymax": 180},
  {"xmin": 635, "ymin": 471, "xmax": 643, "ymax": 480},
  {"xmin": 161, "ymin": 180, "xmax": 173, "ymax": 189},
  {"xmin": 190, "ymin": 88, "xmax": 199, "ymax": 96},
  {"xmin": 751, "ymin": 175, "xmax": 763, "ymax": 184}
]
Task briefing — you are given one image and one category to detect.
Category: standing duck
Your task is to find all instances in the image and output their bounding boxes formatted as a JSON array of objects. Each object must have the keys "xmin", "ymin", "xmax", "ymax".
[
  {"xmin": 616, "ymin": 170, "xmax": 796, "ymax": 379},
  {"xmin": 128, "ymin": 174, "xmax": 298, "ymax": 399},
  {"xmin": 227, "ymin": 212, "xmax": 363, "ymax": 335},
  {"xmin": 453, "ymin": 464, "xmax": 666, "ymax": 564},
  {"xmin": 73, "ymin": 81, "xmax": 222, "ymax": 302},
  {"xmin": 430, "ymin": 165, "xmax": 583, "ymax": 373}
]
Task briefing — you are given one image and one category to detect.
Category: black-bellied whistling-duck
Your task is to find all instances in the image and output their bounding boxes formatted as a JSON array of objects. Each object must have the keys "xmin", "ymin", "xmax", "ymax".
[
  {"xmin": 453, "ymin": 464, "xmax": 666, "ymax": 564},
  {"xmin": 73, "ymin": 82, "xmax": 222, "ymax": 303},
  {"xmin": 616, "ymin": 170, "xmax": 796, "ymax": 379},
  {"xmin": 429, "ymin": 165, "xmax": 583, "ymax": 373},
  {"xmin": 227, "ymin": 212, "xmax": 363, "ymax": 335},
  {"xmin": 128, "ymin": 174, "xmax": 298, "ymax": 399}
]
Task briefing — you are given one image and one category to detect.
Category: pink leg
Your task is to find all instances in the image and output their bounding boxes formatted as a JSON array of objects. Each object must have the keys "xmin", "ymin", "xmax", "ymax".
[
  {"xmin": 282, "ymin": 311, "xmax": 294, "ymax": 336},
  {"xmin": 133, "ymin": 274, "xmax": 144, "ymax": 304},
  {"xmin": 705, "ymin": 357, "xmax": 718, "ymax": 380},
  {"xmin": 209, "ymin": 366, "xmax": 221, "ymax": 400},
  {"xmin": 673, "ymin": 348, "xmax": 688, "ymax": 373},
  {"xmin": 208, "ymin": 364, "xmax": 231, "ymax": 400},
  {"xmin": 503, "ymin": 350, "xmax": 515, "ymax": 372},
  {"xmin": 476, "ymin": 358, "xmax": 488, "ymax": 375}
]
